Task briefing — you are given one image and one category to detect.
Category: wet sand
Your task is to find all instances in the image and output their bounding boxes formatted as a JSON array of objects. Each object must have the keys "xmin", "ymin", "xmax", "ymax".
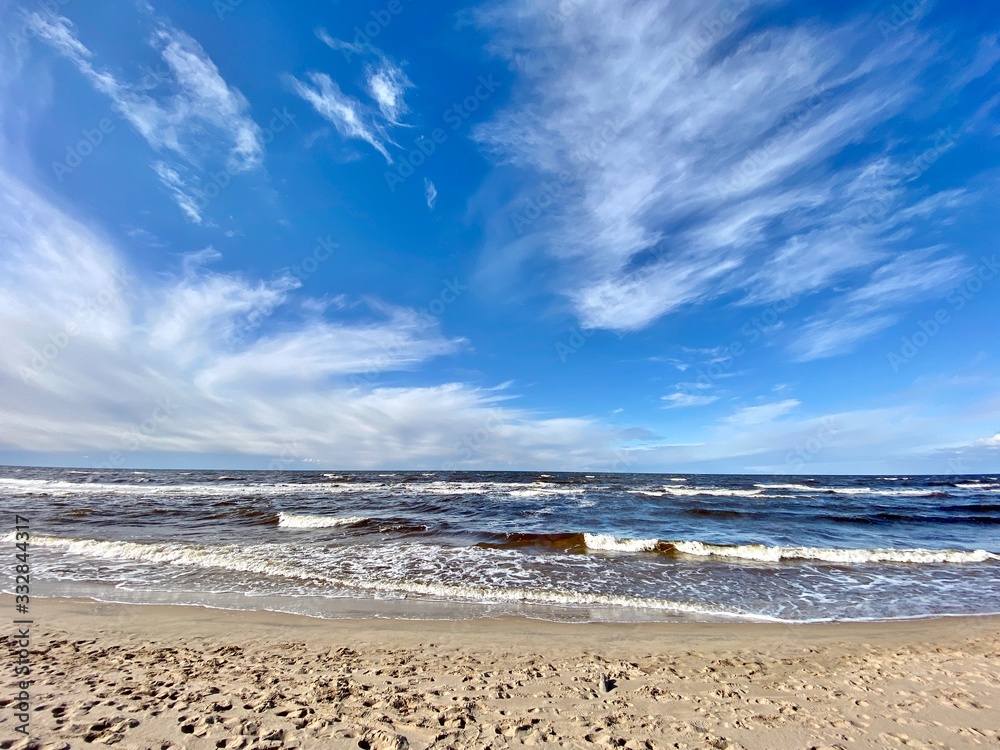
[{"xmin": 1, "ymin": 596, "xmax": 998, "ymax": 749}]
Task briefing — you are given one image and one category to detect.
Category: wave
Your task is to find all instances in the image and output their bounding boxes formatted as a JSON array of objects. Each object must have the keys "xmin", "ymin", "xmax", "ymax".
[
  {"xmin": 761, "ymin": 484, "xmax": 966, "ymax": 498},
  {"xmin": 629, "ymin": 482, "xmax": 977, "ymax": 499},
  {"xmin": 944, "ymin": 503, "xmax": 1000, "ymax": 513},
  {"xmin": 758, "ymin": 485, "xmax": 963, "ymax": 498},
  {"xmin": 667, "ymin": 541, "xmax": 998, "ymax": 564},
  {"xmin": 207, "ymin": 507, "xmax": 276, "ymax": 525},
  {"xmin": 683, "ymin": 508, "xmax": 749, "ymax": 519},
  {"xmin": 472, "ymin": 532, "xmax": 998, "ymax": 564},
  {"xmin": 870, "ymin": 511, "xmax": 1000, "ymax": 525},
  {"xmin": 754, "ymin": 483, "xmax": 817, "ymax": 491},
  {"xmin": 597, "ymin": 537, "xmax": 997, "ymax": 563},
  {"xmin": 506, "ymin": 487, "xmax": 584, "ymax": 498},
  {"xmin": 277, "ymin": 513, "xmax": 367, "ymax": 529},
  {"xmin": 478, "ymin": 532, "xmax": 588, "ymax": 552},
  {"xmin": 19, "ymin": 534, "xmax": 774, "ymax": 620},
  {"xmin": 583, "ymin": 533, "xmax": 660, "ymax": 552},
  {"xmin": 629, "ymin": 487, "xmax": 767, "ymax": 498},
  {"xmin": 275, "ymin": 514, "xmax": 429, "ymax": 535},
  {"xmin": 818, "ymin": 487, "xmax": 947, "ymax": 497}
]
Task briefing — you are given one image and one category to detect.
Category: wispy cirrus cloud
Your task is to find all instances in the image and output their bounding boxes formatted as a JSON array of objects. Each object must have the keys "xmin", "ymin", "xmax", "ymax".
[
  {"xmin": 315, "ymin": 27, "xmax": 362, "ymax": 56},
  {"xmin": 721, "ymin": 399, "xmax": 801, "ymax": 427},
  {"xmin": 293, "ymin": 28, "xmax": 413, "ymax": 162},
  {"xmin": 956, "ymin": 33, "xmax": 1000, "ymax": 87},
  {"xmin": 288, "ymin": 72, "xmax": 393, "ymax": 162},
  {"xmin": 662, "ymin": 392, "xmax": 719, "ymax": 409},
  {"xmin": 472, "ymin": 0, "xmax": 984, "ymax": 358},
  {"xmin": 26, "ymin": 10, "xmax": 264, "ymax": 222},
  {"xmin": 152, "ymin": 161, "xmax": 203, "ymax": 223},
  {"xmin": 791, "ymin": 249, "xmax": 966, "ymax": 360},
  {"xmin": 424, "ymin": 178, "xmax": 438, "ymax": 210}
]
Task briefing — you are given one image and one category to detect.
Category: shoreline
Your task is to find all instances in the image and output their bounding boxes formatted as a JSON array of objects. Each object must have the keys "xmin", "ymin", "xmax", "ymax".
[
  {"xmin": 3, "ymin": 596, "xmax": 999, "ymax": 748},
  {"xmin": 13, "ymin": 588, "xmax": 1000, "ymax": 626},
  {"xmin": 12, "ymin": 594, "xmax": 1000, "ymax": 638}
]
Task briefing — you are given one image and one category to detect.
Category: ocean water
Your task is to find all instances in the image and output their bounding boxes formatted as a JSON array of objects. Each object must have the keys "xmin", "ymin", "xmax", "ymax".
[{"xmin": 4, "ymin": 466, "xmax": 1000, "ymax": 623}]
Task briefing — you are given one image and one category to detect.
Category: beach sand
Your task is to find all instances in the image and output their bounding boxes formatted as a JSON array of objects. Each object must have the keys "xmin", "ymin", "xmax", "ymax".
[{"xmin": 1, "ymin": 597, "xmax": 998, "ymax": 749}]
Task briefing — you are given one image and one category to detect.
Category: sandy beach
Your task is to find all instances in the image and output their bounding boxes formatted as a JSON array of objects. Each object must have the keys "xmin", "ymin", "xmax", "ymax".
[{"xmin": 0, "ymin": 597, "xmax": 997, "ymax": 749}]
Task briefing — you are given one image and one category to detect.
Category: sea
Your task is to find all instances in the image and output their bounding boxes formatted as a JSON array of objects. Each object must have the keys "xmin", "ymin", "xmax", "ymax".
[{"xmin": 4, "ymin": 466, "xmax": 1000, "ymax": 623}]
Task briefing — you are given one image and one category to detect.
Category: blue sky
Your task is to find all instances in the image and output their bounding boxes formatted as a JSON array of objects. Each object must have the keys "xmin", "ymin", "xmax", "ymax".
[{"xmin": 0, "ymin": 0, "xmax": 998, "ymax": 473}]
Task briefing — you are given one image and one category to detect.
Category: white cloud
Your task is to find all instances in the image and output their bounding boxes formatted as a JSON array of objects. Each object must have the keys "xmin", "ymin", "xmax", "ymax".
[
  {"xmin": 365, "ymin": 57, "xmax": 411, "ymax": 124},
  {"xmin": 791, "ymin": 250, "xmax": 966, "ymax": 360},
  {"xmin": 295, "ymin": 30, "xmax": 413, "ymax": 163},
  {"xmin": 2, "ymin": 166, "xmax": 996, "ymax": 473},
  {"xmin": 662, "ymin": 392, "xmax": 719, "ymax": 409},
  {"xmin": 956, "ymin": 33, "xmax": 1000, "ymax": 87},
  {"xmin": 152, "ymin": 161, "xmax": 202, "ymax": 224},
  {"xmin": 610, "ymin": 393, "xmax": 1000, "ymax": 474},
  {"xmin": 27, "ymin": 16, "xmax": 263, "ymax": 167},
  {"xmin": 722, "ymin": 399, "xmax": 801, "ymax": 427},
  {"xmin": 473, "ymin": 0, "xmax": 966, "ymax": 351},
  {"xmin": 424, "ymin": 178, "xmax": 437, "ymax": 210},
  {"xmin": 316, "ymin": 27, "xmax": 364, "ymax": 55},
  {"xmin": 288, "ymin": 71, "xmax": 392, "ymax": 162},
  {"xmin": 153, "ymin": 28, "xmax": 262, "ymax": 172},
  {"xmin": 0, "ymin": 167, "xmax": 627, "ymax": 469},
  {"xmin": 975, "ymin": 432, "xmax": 1000, "ymax": 448},
  {"xmin": 27, "ymin": 12, "xmax": 264, "ymax": 220}
]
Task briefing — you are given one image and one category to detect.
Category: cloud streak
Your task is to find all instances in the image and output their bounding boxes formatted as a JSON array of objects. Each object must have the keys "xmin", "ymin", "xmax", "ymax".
[
  {"xmin": 473, "ymin": 0, "xmax": 974, "ymax": 359},
  {"xmin": 424, "ymin": 178, "xmax": 438, "ymax": 210},
  {"xmin": 288, "ymin": 72, "xmax": 393, "ymax": 162},
  {"xmin": 294, "ymin": 29, "xmax": 414, "ymax": 162},
  {"xmin": 792, "ymin": 250, "xmax": 966, "ymax": 360},
  {"xmin": 26, "ymin": 11, "xmax": 264, "ymax": 221}
]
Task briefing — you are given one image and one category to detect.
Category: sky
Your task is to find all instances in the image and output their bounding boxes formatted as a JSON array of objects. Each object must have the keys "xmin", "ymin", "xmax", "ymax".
[{"xmin": 0, "ymin": 0, "xmax": 998, "ymax": 474}]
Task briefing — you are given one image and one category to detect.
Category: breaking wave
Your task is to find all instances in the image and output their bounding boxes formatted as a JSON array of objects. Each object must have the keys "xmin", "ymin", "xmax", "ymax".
[
  {"xmin": 472, "ymin": 532, "xmax": 997, "ymax": 564},
  {"xmin": 19, "ymin": 534, "xmax": 774, "ymax": 620},
  {"xmin": 277, "ymin": 513, "xmax": 367, "ymax": 529}
]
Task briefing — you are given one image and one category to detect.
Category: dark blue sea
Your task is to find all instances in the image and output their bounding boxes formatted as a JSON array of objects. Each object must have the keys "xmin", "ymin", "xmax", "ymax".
[{"xmin": 4, "ymin": 467, "xmax": 999, "ymax": 622}]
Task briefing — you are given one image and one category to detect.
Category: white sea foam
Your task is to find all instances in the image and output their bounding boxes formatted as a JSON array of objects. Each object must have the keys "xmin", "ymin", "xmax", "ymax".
[
  {"xmin": 507, "ymin": 487, "xmax": 583, "ymax": 498},
  {"xmin": 540, "ymin": 532, "xmax": 997, "ymax": 564},
  {"xmin": 631, "ymin": 482, "xmax": 977, "ymax": 498},
  {"xmin": 825, "ymin": 487, "xmax": 937, "ymax": 496},
  {"xmin": 14, "ymin": 524, "xmax": 998, "ymax": 569},
  {"xmin": 750, "ymin": 483, "xmax": 951, "ymax": 497},
  {"xmin": 584, "ymin": 534, "xmax": 659, "ymax": 552},
  {"xmin": 640, "ymin": 487, "xmax": 765, "ymax": 497},
  {"xmin": 416, "ymin": 482, "xmax": 502, "ymax": 495},
  {"xmin": 754, "ymin": 483, "xmax": 818, "ymax": 491},
  {"xmin": 21, "ymin": 534, "xmax": 773, "ymax": 620},
  {"xmin": 277, "ymin": 513, "xmax": 366, "ymax": 529},
  {"xmin": 671, "ymin": 541, "xmax": 998, "ymax": 564},
  {"xmin": 0, "ymin": 476, "xmax": 530, "ymax": 499}
]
